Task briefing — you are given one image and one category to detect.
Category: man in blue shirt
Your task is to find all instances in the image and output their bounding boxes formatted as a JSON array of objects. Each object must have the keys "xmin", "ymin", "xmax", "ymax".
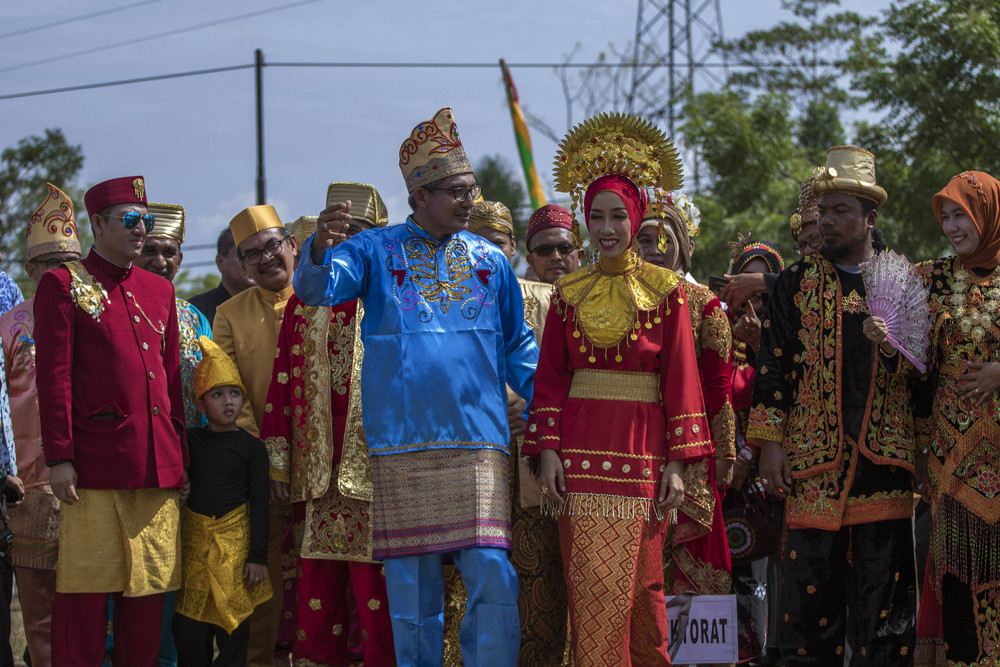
[{"xmin": 294, "ymin": 107, "xmax": 537, "ymax": 667}]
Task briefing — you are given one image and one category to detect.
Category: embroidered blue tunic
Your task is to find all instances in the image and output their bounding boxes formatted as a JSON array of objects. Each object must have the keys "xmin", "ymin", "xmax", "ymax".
[{"xmin": 293, "ymin": 218, "xmax": 538, "ymax": 457}]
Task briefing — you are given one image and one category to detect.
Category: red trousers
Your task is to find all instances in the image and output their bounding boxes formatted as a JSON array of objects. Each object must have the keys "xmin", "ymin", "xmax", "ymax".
[
  {"xmin": 294, "ymin": 558, "xmax": 395, "ymax": 666},
  {"xmin": 15, "ymin": 568, "xmax": 56, "ymax": 667},
  {"xmin": 52, "ymin": 591, "xmax": 164, "ymax": 667}
]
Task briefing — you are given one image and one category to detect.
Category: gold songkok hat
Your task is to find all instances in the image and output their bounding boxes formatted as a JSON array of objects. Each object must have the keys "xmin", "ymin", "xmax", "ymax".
[
  {"xmin": 327, "ymin": 182, "xmax": 389, "ymax": 228},
  {"xmin": 194, "ymin": 336, "xmax": 246, "ymax": 398},
  {"xmin": 812, "ymin": 146, "xmax": 887, "ymax": 207},
  {"xmin": 230, "ymin": 205, "xmax": 283, "ymax": 248},
  {"xmin": 27, "ymin": 183, "xmax": 81, "ymax": 260},
  {"xmin": 468, "ymin": 200, "xmax": 513, "ymax": 236},
  {"xmin": 554, "ymin": 112, "xmax": 682, "ymax": 245},
  {"xmin": 789, "ymin": 167, "xmax": 823, "ymax": 239},
  {"xmin": 289, "ymin": 216, "xmax": 318, "ymax": 248},
  {"xmin": 399, "ymin": 107, "xmax": 473, "ymax": 193},
  {"xmin": 146, "ymin": 202, "xmax": 185, "ymax": 244}
]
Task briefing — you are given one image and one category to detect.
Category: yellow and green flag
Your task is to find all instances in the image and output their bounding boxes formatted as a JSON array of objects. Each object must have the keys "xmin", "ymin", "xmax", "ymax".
[{"xmin": 500, "ymin": 59, "xmax": 546, "ymax": 210}]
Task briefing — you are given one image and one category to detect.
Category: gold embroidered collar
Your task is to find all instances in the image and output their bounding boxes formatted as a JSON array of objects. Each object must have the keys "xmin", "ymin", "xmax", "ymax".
[{"xmin": 556, "ymin": 249, "xmax": 683, "ymax": 350}]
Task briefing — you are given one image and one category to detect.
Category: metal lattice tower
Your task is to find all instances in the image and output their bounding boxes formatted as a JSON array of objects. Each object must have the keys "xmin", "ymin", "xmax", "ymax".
[{"xmin": 625, "ymin": 0, "xmax": 728, "ymax": 188}]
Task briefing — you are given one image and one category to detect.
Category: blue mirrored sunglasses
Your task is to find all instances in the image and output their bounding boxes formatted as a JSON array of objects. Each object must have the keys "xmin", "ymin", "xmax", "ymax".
[{"xmin": 106, "ymin": 211, "xmax": 155, "ymax": 233}]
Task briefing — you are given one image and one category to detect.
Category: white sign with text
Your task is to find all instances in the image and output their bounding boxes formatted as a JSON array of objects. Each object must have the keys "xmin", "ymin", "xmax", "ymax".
[{"xmin": 665, "ymin": 594, "xmax": 739, "ymax": 664}]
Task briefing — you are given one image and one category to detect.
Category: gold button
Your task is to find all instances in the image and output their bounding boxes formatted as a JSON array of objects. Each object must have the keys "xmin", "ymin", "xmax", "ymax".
[
  {"xmin": 622, "ymin": 464, "xmax": 631, "ymax": 473},
  {"xmin": 581, "ymin": 460, "xmax": 590, "ymax": 470},
  {"xmin": 660, "ymin": 465, "xmax": 666, "ymax": 472},
  {"xmin": 602, "ymin": 461, "xmax": 611, "ymax": 471},
  {"xmin": 563, "ymin": 459, "xmax": 571, "ymax": 468},
  {"xmin": 529, "ymin": 424, "xmax": 537, "ymax": 433},
  {"xmin": 643, "ymin": 468, "xmax": 652, "ymax": 478},
  {"xmin": 148, "ymin": 371, "xmax": 155, "ymax": 379},
  {"xmin": 142, "ymin": 342, "xmax": 149, "ymax": 350},
  {"xmin": 133, "ymin": 315, "xmax": 140, "ymax": 323},
  {"xmin": 152, "ymin": 407, "xmax": 159, "ymax": 415},
  {"xmin": 547, "ymin": 417, "xmax": 555, "ymax": 427}
]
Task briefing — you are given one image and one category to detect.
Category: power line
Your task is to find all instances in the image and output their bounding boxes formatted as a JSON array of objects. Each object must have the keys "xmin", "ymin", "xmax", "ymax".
[
  {"xmin": 0, "ymin": 0, "xmax": 325, "ymax": 75},
  {"xmin": 0, "ymin": 0, "xmax": 168, "ymax": 40},
  {"xmin": 0, "ymin": 64, "xmax": 252, "ymax": 100},
  {"xmin": 0, "ymin": 58, "xmax": 837, "ymax": 101}
]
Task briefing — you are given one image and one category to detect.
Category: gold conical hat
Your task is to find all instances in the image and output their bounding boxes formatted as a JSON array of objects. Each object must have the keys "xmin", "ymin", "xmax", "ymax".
[
  {"xmin": 146, "ymin": 203, "xmax": 185, "ymax": 243},
  {"xmin": 326, "ymin": 183, "xmax": 389, "ymax": 228},
  {"xmin": 27, "ymin": 183, "xmax": 81, "ymax": 260},
  {"xmin": 194, "ymin": 336, "xmax": 246, "ymax": 398}
]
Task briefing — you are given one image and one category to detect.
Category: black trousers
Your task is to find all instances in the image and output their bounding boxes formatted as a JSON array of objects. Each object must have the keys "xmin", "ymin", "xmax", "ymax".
[
  {"xmin": 0, "ymin": 550, "xmax": 13, "ymax": 667},
  {"xmin": 778, "ymin": 518, "xmax": 916, "ymax": 666},
  {"xmin": 172, "ymin": 613, "xmax": 249, "ymax": 667}
]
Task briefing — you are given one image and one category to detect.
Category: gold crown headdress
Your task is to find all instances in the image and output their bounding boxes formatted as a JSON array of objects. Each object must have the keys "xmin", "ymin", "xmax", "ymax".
[
  {"xmin": 553, "ymin": 112, "xmax": 683, "ymax": 246},
  {"xmin": 27, "ymin": 183, "xmax": 81, "ymax": 260}
]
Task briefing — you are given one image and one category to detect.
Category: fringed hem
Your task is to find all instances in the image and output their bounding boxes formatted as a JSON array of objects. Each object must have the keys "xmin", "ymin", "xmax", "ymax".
[{"xmin": 541, "ymin": 492, "xmax": 677, "ymax": 524}]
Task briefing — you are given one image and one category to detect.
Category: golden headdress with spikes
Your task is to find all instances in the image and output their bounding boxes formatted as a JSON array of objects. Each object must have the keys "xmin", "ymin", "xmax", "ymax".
[{"xmin": 553, "ymin": 112, "xmax": 683, "ymax": 245}]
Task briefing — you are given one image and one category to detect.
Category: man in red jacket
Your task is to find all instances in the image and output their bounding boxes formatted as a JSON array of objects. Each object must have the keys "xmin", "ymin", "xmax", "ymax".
[{"xmin": 33, "ymin": 176, "xmax": 188, "ymax": 667}]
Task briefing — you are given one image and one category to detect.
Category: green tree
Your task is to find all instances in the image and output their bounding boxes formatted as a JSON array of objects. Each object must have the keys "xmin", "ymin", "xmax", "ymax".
[
  {"xmin": 681, "ymin": 89, "xmax": 811, "ymax": 279},
  {"xmin": 0, "ymin": 129, "xmax": 86, "ymax": 293},
  {"xmin": 473, "ymin": 154, "xmax": 529, "ymax": 254},
  {"xmin": 174, "ymin": 270, "xmax": 219, "ymax": 301},
  {"xmin": 845, "ymin": 0, "xmax": 1000, "ymax": 261}
]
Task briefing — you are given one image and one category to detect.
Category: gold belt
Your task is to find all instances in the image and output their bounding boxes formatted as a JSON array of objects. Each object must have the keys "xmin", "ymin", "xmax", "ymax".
[{"xmin": 567, "ymin": 369, "xmax": 660, "ymax": 403}]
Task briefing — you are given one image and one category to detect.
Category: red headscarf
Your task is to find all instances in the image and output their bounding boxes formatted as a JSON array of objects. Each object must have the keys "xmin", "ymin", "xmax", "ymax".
[
  {"xmin": 583, "ymin": 175, "xmax": 647, "ymax": 239},
  {"xmin": 932, "ymin": 171, "xmax": 1000, "ymax": 270}
]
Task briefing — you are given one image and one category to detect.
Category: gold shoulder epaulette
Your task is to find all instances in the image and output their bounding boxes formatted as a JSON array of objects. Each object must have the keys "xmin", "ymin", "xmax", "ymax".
[{"xmin": 63, "ymin": 261, "xmax": 108, "ymax": 322}]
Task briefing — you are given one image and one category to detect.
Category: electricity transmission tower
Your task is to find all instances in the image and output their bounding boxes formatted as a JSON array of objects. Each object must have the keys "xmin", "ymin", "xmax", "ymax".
[{"xmin": 625, "ymin": 0, "xmax": 728, "ymax": 188}]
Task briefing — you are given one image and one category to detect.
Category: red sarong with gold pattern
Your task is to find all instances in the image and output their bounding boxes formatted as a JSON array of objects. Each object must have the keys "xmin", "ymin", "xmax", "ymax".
[{"xmin": 262, "ymin": 296, "xmax": 393, "ymax": 666}]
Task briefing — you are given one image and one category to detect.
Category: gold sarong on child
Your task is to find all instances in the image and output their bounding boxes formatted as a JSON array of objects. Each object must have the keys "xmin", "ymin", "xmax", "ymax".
[{"xmin": 174, "ymin": 503, "xmax": 273, "ymax": 633}]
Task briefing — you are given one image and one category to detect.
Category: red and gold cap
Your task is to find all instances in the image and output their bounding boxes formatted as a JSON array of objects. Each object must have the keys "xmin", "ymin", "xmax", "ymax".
[
  {"xmin": 525, "ymin": 204, "xmax": 574, "ymax": 246},
  {"xmin": 229, "ymin": 205, "xmax": 283, "ymax": 248},
  {"xmin": 27, "ymin": 183, "xmax": 81, "ymax": 260},
  {"xmin": 398, "ymin": 107, "xmax": 473, "ymax": 193},
  {"xmin": 84, "ymin": 176, "xmax": 147, "ymax": 218}
]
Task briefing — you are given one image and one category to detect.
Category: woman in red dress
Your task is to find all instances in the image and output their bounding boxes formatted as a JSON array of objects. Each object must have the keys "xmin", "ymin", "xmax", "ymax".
[{"xmin": 524, "ymin": 113, "xmax": 713, "ymax": 666}]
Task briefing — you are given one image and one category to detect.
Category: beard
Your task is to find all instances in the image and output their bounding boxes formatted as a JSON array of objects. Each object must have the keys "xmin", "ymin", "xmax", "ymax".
[{"xmin": 822, "ymin": 228, "xmax": 870, "ymax": 262}]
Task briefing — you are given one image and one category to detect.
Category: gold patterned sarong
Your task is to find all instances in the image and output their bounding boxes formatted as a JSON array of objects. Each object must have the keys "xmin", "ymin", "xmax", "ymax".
[
  {"xmin": 370, "ymin": 448, "xmax": 511, "ymax": 558},
  {"xmin": 174, "ymin": 504, "xmax": 273, "ymax": 633},
  {"xmin": 8, "ymin": 486, "xmax": 60, "ymax": 570},
  {"xmin": 56, "ymin": 488, "xmax": 180, "ymax": 596}
]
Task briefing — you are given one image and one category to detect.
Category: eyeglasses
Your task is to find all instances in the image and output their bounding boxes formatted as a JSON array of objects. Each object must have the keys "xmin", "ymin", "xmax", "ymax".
[
  {"xmin": 105, "ymin": 211, "xmax": 155, "ymax": 233},
  {"xmin": 794, "ymin": 236, "xmax": 822, "ymax": 256},
  {"xmin": 529, "ymin": 242, "xmax": 576, "ymax": 257},
  {"xmin": 240, "ymin": 236, "xmax": 289, "ymax": 266},
  {"xmin": 425, "ymin": 185, "xmax": 482, "ymax": 202}
]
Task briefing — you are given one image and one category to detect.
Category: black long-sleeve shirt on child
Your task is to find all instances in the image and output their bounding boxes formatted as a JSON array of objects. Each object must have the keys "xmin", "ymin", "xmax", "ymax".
[{"xmin": 185, "ymin": 427, "xmax": 269, "ymax": 564}]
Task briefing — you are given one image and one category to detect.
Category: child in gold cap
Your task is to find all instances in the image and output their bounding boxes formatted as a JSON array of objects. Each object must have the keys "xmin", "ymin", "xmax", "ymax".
[{"xmin": 172, "ymin": 337, "xmax": 272, "ymax": 666}]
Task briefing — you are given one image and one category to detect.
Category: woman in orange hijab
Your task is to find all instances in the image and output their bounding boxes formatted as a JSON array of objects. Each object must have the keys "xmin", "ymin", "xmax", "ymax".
[{"xmin": 915, "ymin": 171, "xmax": 1000, "ymax": 666}]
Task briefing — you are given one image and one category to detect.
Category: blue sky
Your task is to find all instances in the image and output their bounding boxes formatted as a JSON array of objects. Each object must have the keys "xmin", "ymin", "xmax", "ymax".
[{"xmin": 1, "ymin": 0, "xmax": 888, "ymax": 274}]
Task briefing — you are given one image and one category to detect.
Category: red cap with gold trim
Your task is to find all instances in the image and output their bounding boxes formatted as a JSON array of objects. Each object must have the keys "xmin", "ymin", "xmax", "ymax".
[{"xmin": 84, "ymin": 176, "xmax": 148, "ymax": 218}]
